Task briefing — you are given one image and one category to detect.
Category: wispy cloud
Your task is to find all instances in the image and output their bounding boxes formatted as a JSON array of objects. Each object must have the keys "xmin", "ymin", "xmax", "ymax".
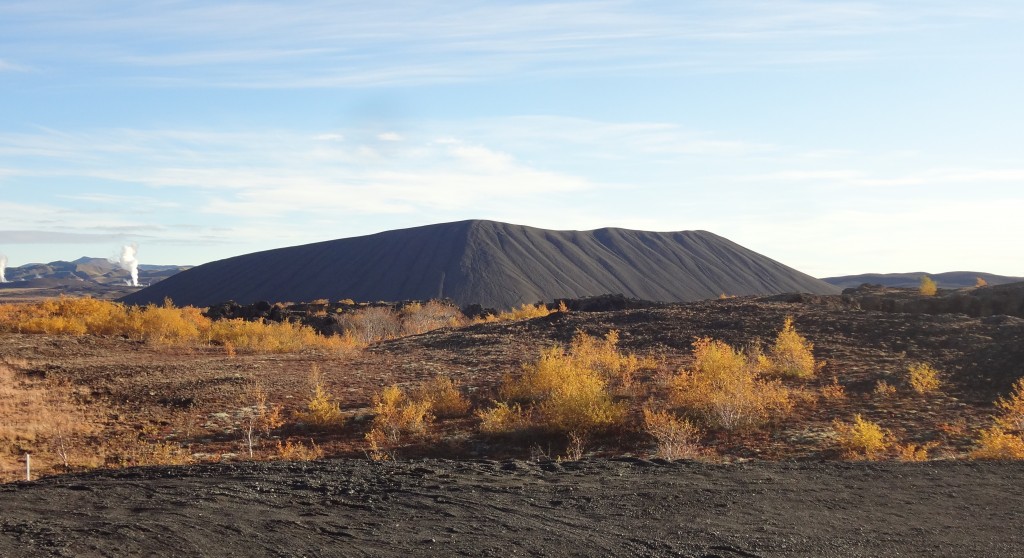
[{"xmin": 4, "ymin": 1, "xmax": 1015, "ymax": 88}]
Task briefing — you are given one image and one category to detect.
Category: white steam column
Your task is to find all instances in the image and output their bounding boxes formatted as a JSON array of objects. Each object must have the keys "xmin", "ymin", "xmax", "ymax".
[
  {"xmin": 118, "ymin": 244, "xmax": 140, "ymax": 287},
  {"xmin": 0, "ymin": 254, "xmax": 7, "ymax": 283}
]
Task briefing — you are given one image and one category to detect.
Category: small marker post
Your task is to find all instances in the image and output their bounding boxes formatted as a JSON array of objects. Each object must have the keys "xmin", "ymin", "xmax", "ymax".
[{"xmin": 25, "ymin": 453, "xmax": 31, "ymax": 481}]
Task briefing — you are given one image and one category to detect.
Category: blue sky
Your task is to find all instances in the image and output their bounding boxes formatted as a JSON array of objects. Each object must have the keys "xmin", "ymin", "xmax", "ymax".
[{"xmin": 1, "ymin": 1, "xmax": 1022, "ymax": 276}]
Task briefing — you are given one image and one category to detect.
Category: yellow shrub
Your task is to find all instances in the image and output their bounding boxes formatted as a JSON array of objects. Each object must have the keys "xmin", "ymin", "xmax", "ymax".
[
  {"xmin": 475, "ymin": 303, "xmax": 553, "ymax": 324},
  {"xmin": 897, "ymin": 442, "xmax": 936, "ymax": 462},
  {"xmin": 994, "ymin": 378, "xmax": 1024, "ymax": 432},
  {"xmin": 907, "ymin": 363, "xmax": 941, "ymax": 395},
  {"xmin": 400, "ymin": 301, "xmax": 466, "ymax": 335},
  {"xmin": 833, "ymin": 414, "xmax": 891, "ymax": 459},
  {"xmin": 642, "ymin": 408, "xmax": 703, "ymax": 460},
  {"xmin": 970, "ymin": 427, "xmax": 1024, "ymax": 460},
  {"xmin": 498, "ymin": 337, "xmax": 625, "ymax": 434},
  {"xmin": 296, "ymin": 366, "xmax": 345, "ymax": 429},
  {"xmin": 670, "ymin": 338, "xmax": 794, "ymax": 432},
  {"xmin": 568, "ymin": 330, "xmax": 655, "ymax": 390},
  {"xmin": 920, "ymin": 275, "xmax": 938, "ymax": 296},
  {"xmin": 210, "ymin": 318, "xmax": 352, "ymax": 353},
  {"xmin": 765, "ymin": 317, "xmax": 819, "ymax": 378},
  {"xmin": 874, "ymin": 380, "xmax": 897, "ymax": 398},
  {"xmin": 976, "ymin": 277, "xmax": 988, "ymax": 287},
  {"xmin": 276, "ymin": 438, "xmax": 324, "ymax": 461},
  {"xmin": 819, "ymin": 377, "xmax": 847, "ymax": 401},
  {"xmin": 415, "ymin": 376, "xmax": 471, "ymax": 418},
  {"xmin": 338, "ymin": 306, "xmax": 402, "ymax": 344},
  {"xmin": 370, "ymin": 385, "xmax": 432, "ymax": 443},
  {"xmin": 477, "ymin": 402, "xmax": 529, "ymax": 435}
]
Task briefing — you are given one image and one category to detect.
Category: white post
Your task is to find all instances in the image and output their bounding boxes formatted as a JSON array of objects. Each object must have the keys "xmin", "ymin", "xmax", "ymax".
[{"xmin": 25, "ymin": 453, "xmax": 31, "ymax": 481}]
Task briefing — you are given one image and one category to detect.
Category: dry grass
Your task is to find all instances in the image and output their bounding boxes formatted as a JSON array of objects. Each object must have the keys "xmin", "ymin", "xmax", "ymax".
[
  {"xmin": 907, "ymin": 363, "xmax": 942, "ymax": 395},
  {"xmin": 670, "ymin": 338, "xmax": 795, "ymax": 432},
  {"xmin": 0, "ymin": 359, "xmax": 104, "ymax": 480},
  {"xmin": 833, "ymin": 414, "xmax": 891, "ymax": 460}
]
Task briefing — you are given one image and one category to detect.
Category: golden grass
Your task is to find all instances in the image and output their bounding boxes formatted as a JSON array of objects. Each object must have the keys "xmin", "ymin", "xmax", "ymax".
[{"xmin": 0, "ymin": 359, "xmax": 104, "ymax": 480}]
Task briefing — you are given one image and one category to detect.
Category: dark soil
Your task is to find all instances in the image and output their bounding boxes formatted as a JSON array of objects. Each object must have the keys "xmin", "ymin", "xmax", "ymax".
[{"xmin": 2, "ymin": 458, "xmax": 1022, "ymax": 557}]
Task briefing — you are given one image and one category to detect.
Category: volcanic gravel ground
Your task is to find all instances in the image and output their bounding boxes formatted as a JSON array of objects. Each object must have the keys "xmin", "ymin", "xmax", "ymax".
[{"xmin": 2, "ymin": 458, "xmax": 1022, "ymax": 557}]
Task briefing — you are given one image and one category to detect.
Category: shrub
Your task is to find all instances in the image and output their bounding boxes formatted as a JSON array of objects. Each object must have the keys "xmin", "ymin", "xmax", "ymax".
[
  {"xmin": 369, "ymin": 384, "xmax": 432, "ymax": 444},
  {"xmin": 296, "ymin": 366, "xmax": 345, "ymax": 429},
  {"xmin": 415, "ymin": 375, "xmax": 471, "ymax": 419},
  {"xmin": 475, "ymin": 303, "xmax": 553, "ymax": 324},
  {"xmin": 994, "ymin": 378, "xmax": 1024, "ymax": 432},
  {"xmin": 477, "ymin": 402, "xmax": 529, "ymax": 435},
  {"xmin": 907, "ymin": 363, "xmax": 942, "ymax": 395},
  {"xmin": 976, "ymin": 277, "xmax": 988, "ymax": 288},
  {"xmin": 897, "ymin": 442, "xmax": 936, "ymax": 462},
  {"xmin": 670, "ymin": 338, "xmax": 794, "ymax": 432},
  {"xmin": 819, "ymin": 377, "xmax": 847, "ymax": 401},
  {"xmin": 338, "ymin": 306, "xmax": 402, "ymax": 344},
  {"xmin": 970, "ymin": 427, "xmax": 1024, "ymax": 460},
  {"xmin": 919, "ymin": 275, "xmax": 938, "ymax": 296},
  {"xmin": 764, "ymin": 317, "xmax": 820, "ymax": 378},
  {"xmin": 497, "ymin": 335, "xmax": 625, "ymax": 434},
  {"xmin": 874, "ymin": 380, "xmax": 897, "ymax": 398},
  {"xmin": 833, "ymin": 414, "xmax": 891, "ymax": 459},
  {"xmin": 276, "ymin": 438, "xmax": 324, "ymax": 461},
  {"xmin": 400, "ymin": 301, "xmax": 466, "ymax": 336},
  {"xmin": 642, "ymin": 407, "xmax": 704, "ymax": 460}
]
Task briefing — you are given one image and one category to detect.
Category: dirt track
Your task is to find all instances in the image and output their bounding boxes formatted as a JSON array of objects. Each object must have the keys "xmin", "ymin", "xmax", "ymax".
[{"xmin": 2, "ymin": 458, "xmax": 1022, "ymax": 557}]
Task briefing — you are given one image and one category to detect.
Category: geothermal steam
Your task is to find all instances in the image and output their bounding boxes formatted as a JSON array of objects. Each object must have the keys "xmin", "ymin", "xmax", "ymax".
[
  {"xmin": 118, "ymin": 244, "xmax": 140, "ymax": 287},
  {"xmin": 0, "ymin": 254, "xmax": 7, "ymax": 283}
]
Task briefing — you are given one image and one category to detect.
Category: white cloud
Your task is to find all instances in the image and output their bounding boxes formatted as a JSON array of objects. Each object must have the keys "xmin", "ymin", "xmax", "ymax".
[
  {"xmin": 6, "ymin": 1, "xmax": 1015, "ymax": 87},
  {"xmin": 377, "ymin": 132, "xmax": 404, "ymax": 142}
]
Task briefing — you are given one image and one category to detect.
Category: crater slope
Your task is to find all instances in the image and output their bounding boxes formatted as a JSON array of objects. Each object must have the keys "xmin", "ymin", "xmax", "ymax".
[{"xmin": 122, "ymin": 220, "xmax": 838, "ymax": 308}]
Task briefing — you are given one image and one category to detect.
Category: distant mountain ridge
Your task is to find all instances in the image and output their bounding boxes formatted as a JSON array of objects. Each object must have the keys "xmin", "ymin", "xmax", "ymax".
[
  {"xmin": 822, "ymin": 272, "xmax": 1024, "ymax": 290},
  {"xmin": 1, "ymin": 257, "xmax": 190, "ymax": 288},
  {"xmin": 121, "ymin": 220, "xmax": 839, "ymax": 309}
]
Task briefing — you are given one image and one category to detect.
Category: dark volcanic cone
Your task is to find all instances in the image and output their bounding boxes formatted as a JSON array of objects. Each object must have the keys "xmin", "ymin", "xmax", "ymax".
[{"xmin": 121, "ymin": 220, "xmax": 839, "ymax": 308}]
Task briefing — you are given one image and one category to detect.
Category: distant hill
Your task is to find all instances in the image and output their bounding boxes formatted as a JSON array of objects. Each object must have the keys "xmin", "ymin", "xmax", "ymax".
[
  {"xmin": 822, "ymin": 272, "xmax": 1024, "ymax": 290},
  {"xmin": 1, "ymin": 257, "xmax": 190, "ymax": 290},
  {"xmin": 121, "ymin": 220, "xmax": 839, "ymax": 309}
]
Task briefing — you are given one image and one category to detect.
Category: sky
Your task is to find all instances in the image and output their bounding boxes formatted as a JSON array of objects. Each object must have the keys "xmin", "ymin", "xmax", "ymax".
[{"xmin": 1, "ymin": 1, "xmax": 1022, "ymax": 277}]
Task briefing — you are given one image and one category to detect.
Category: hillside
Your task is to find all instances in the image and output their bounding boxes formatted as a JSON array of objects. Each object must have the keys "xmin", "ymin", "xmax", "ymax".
[
  {"xmin": 121, "ymin": 220, "xmax": 839, "ymax": 308},
  {"xmin": 823, "ymin": 271, "xmax": 1024, "ymax": 290}
]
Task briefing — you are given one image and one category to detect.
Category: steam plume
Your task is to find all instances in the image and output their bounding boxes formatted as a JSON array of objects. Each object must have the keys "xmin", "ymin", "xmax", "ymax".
[
  {"xmin": 118, "ymin": 244, "xmax": 140, "ymax": 287},
  {"xmin": 0, "ymin": 254, "xmax": 7, "ymax": 283}
]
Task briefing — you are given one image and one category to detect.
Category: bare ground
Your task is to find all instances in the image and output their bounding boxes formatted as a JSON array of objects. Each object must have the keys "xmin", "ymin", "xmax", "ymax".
[{"xmin": 1, "ymin": 458, "xmax": 1022, "ymax": 557}]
